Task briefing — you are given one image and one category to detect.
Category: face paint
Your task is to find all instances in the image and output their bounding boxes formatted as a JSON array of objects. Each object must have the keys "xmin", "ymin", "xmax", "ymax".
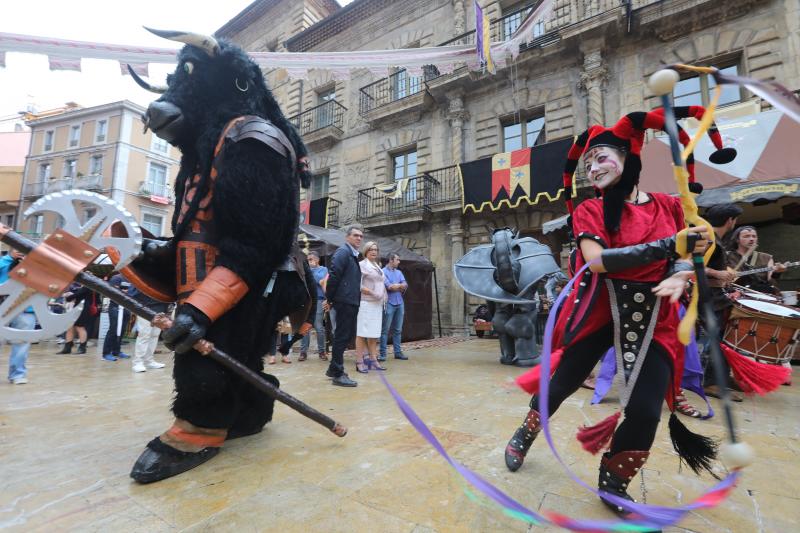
[{"xmin": 583, "ymin": 146, "xmax": 625, "ymax": 191}]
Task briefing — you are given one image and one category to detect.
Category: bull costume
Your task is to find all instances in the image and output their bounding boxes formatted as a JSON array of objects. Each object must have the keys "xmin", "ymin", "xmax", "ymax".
[
  {"xmin": 504, "ymin": 107, "xmax": 737, "ymax": 515},
  {"xmin": 454, "ymin": 228, "xmax": 561, "ymax": 367},
  {"xmin": 122, "ymin": 30, "xmax": 317, "ymax": 483}
]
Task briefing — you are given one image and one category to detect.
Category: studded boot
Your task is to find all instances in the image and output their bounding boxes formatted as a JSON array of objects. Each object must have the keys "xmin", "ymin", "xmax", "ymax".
[
  {"xmin": 598, "ymin": 450, "xmax": 650, "ymax": 516},
  {"xmin": 504, "ymin": 408, "xmax": 542, "ymax": 472}
]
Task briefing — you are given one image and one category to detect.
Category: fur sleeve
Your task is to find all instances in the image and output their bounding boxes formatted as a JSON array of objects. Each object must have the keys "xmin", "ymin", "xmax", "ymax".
[{"xmin": 212, "ymin": 138, "xmax": 299, "ymax": 289}]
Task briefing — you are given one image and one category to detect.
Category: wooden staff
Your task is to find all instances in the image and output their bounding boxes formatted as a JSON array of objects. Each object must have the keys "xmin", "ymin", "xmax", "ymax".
[{"xmin": 0, "ymin": 227, "xmax": 347, "ymax": 438}]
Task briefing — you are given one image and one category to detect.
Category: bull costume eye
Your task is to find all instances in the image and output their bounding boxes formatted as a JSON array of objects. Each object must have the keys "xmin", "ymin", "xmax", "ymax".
[{"xmin": 184, "ymin": 62, "xmax": 194, "ymax": 75}]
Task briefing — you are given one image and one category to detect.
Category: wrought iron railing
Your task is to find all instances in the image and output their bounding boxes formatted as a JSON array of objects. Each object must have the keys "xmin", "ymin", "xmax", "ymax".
[
  {"xmin": 327, "ymin": 196, "xmax": 341, "ymax": 228},
  {"xmin": 139, "ymin": 180, "xmax": 173, "ymax": 200},
  {"xmin": 359, "ymin": 69, "xmax": 428, "ymax": 115},
  {"xmin": 357, "ymin": 174, "xmax": 439, "ymax": 219},
  {"xmin": 289, "ymin": 99, "xmax": 347, "ymax": 136},
  {"xmin": 22, "ymin": 174, "xmax": 104, "ymax": 197},
  {"xmin": 425, "ymin": 165, "xmax": 462, "ymax": 206}
]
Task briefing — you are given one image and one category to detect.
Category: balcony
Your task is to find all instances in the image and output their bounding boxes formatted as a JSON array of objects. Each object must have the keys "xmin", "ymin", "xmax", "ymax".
[
  {"xmin": 356, "ymin": 174, "xmax": 440, "ymax": 227},
  {"xmin": 327, "ymin": 196, "xmax": 341, "ymax": 228},
  {"xmin": 358, "ymin": 69, "xmax": 435, "ymax": 122},
  {"xmin": 289, "ymin": 100, "xmax": 346, "ymax": 150},
  {"xmin": 139, "ymin": 181, "xmax": 174, "ymax": 204},
  {"xmin": 22, "ymin": 174, "xmax": 104, "ymax": 198}
]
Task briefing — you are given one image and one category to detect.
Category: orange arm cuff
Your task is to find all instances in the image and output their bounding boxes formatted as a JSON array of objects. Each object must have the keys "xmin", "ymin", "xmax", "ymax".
[{"xmin": 185, "ymin": 266, "xmax": 249, "ymax": 322}]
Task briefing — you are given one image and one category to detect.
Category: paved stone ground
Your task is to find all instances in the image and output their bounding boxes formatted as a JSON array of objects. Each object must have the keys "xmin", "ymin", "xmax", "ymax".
[{"xmin": 1, "ymin": 338, "xmax": 797, "ymax": 532}]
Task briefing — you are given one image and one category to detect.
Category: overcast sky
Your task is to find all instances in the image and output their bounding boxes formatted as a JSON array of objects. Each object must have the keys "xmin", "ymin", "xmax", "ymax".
[{"xmin": 0, "ymin": 0, "xmax": 352, "ymax": 132}]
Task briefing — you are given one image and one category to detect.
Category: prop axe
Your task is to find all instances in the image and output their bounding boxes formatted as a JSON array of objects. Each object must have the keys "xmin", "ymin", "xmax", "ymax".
[{"xmin": 0, "ymin": 190, "xmax": 347, "ymax": 438}]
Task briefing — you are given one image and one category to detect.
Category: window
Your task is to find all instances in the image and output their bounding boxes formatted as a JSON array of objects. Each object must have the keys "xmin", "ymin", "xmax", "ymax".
[
  {"xmin": 674, "ymin": 64, "xmax": 741, "ymax": 107},
  {"xmin": 89, "ymin": 155, "xmax": 103, "ymax": 175},
  {"xmin": 63, "ymin": 159, "xmax": 77, "ymax": 179},
  {"xmin": 503, "ymin": 115, "xmax": 545, "ymax": 151},
  {"xmin": 501, "ymin": 3, "xmax": 544, "ymax": 41},
  {"xmin": 311, "ymin": 172, "xmax": 330, "ymax": 200},
  {"xmin": 5, "ymin": 214, "xmax": 14, "ymax": 228},
  {"xmin": 43, "ymin": 130, "xmax": 54, "ymax": 152},
  {"xmin": 393, "ymin": 150, "xmax": 417, "ymax": 180},
  {"xmin": 146, "ymin": 162, "xmax": 168, "ymax": 196},
  {"xmin": 38, "ymin": 163, "xmax": 51, "ymax": 181},
  {"xmin": 392, "ymin": 69, "xmax": 422, "ymax": 101},
  {"xmin": 32, "ymin": 215, "xmax": 43, "ymax": 236},
  {"xmin": 141, "ymin": 213, "xmax": 164, "ymax": 236},
  {"xmin": 151, "ymin": 134, "xmax": 169, "ymax": 154},
  {"xmin": 69, "ymin": 125, "xmax": 81, "ymax": 147},
  {"xmin": 95, "ymin": 119, "xmax": 108, "ymax": 143},
  {"xmin": 316, "ymin": 87, "xmax": 336, "ymax": 128}
]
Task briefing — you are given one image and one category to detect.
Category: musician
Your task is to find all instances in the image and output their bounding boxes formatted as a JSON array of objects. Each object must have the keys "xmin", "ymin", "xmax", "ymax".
[
  {"xmin": 727, "ymin": 226, "xmax": 787, "ymax": 295},
  {"xmin": 700, "ymin": 204, "xmax": 743, "ymax": 402}
]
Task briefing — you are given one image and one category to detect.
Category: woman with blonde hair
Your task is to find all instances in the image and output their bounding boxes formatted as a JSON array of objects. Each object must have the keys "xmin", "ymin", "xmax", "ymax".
[{"xmin": 355, "ymin": 241, "xmax": 387, "ymax": 372}]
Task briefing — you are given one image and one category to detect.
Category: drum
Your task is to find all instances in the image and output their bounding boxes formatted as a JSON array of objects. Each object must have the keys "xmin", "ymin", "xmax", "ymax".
[
  {"xmin": 723, "ymin": 299, "xmax": 800, "ymax": 364},
  {"xmin": 739, "ymin": 290, "xmax": 778, "ymax": 302}
]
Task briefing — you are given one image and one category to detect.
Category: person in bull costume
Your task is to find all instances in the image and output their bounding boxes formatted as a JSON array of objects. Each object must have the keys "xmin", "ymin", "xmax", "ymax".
[
  {"xmin": 121, "ymin": 29, "xmax": 317, "ymax": 483},
  {"xmin": 503, "ymin": 106, "xmax": 738, "ymax": 515},
  {"xmin": 454, "ymin": 228, "xmax": 561, "ymax": 367}
]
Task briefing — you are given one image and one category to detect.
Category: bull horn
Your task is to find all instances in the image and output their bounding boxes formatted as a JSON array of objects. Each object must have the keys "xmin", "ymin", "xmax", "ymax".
[
  {"xmin": 127, "ymin": 65, "xmax": 167, "ymax": 94},
  {"xmin": 144, "ymin": 26, "xmax": 219, "ymax": 57}
]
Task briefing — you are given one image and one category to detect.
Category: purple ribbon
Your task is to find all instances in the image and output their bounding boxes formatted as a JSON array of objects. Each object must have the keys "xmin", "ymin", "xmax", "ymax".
[{"xmin": 378, "ymin": 260, "xmax": 739, "ymax": 530}]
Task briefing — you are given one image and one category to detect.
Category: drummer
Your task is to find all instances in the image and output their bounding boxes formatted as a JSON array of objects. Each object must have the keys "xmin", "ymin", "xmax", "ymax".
[
  {"xmin": 727, "ymin": 226, "xmax": 787, "ymax": 295},
  {"xmin": 701, "ymin": 203, "xmax": 744, "ymax": 401}
]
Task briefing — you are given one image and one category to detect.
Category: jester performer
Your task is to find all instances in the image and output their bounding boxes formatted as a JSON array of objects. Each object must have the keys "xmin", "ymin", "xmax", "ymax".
[
  {"xmin": 503, "ymin": 107, "xmax": 740, "ymax": 515},
  {"xmin": 120, "ymin": 29, "xmax": 317, "ymax": 483}
]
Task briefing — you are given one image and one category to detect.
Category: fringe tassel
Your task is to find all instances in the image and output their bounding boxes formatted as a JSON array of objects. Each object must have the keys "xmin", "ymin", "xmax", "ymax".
[
  {"xmin": 668, "ymin": 413, "xmax": 719, "ymax": 477},
  {"xmin": 515, "ymin": 348, "xmax": 563, "ymax": 394},
  {"xmin": 576, "ymin": 411, "xmax": 621, "ymax": 455},
  {"xmin": 720, "ymin": 343, "xmax": 791, "ymax": 395}
]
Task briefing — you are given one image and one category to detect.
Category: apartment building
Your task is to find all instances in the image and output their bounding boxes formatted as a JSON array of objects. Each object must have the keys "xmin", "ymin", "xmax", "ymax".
[
  {"xmin": 218, "ymin": 0, "xmax": 800, "ymax": 332},
  {"xmin": 19, "ymin": 100, "xmax": 179, "ymax": 241}
]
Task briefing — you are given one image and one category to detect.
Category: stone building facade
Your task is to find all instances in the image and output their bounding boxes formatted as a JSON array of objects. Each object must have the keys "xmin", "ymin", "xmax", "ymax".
[
  {"xmin": 18, "ymin": 101, "xmax": 180, "ymax": 240},
  {"xmin": 217, "ymin": 0, "xmax": 800, "ymax": 333}
]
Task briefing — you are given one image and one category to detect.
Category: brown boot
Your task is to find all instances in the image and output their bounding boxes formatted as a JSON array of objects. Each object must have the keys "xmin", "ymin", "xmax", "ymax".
[
  {"xmin": 598, "ymin": 450, "xmax": 649, "ymax": 516},
  {"xmin": 504, "ymin": 408, "xmax": 541, "ymax": 472}
]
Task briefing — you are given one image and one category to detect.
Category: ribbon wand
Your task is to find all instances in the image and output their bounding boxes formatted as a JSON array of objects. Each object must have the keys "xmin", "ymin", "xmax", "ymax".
[{"xmin": 647, "ymin": 70, "xmax": 752, "ymax": 467}]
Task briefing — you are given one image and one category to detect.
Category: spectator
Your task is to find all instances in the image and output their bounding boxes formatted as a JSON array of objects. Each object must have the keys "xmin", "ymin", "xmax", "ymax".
[
  {"xmin": 129, "ymin": 286, "xmax": 168, "ymax": 373},
  {"xmin": 299, "ymin": 251, "xmax": 328, "ymax": 361},
  {"xmin": 324, "ymin": 224, "xmax": 364, "ymax": 387},
  {"xmin": 1, "ymin": 251, "xmax": 36, "ymax": 384},
  {"xmin": 102, "ymin": 273, "xmax": 132, "ymax": 362},
  {"xmin": 266, "ymin": 318, "xmax": 292, "ymax": 365},
  {"xmin": 379, "ymin": 252, "xmax": 408, "ymax": 362},
  {"xmin": 355, "ymin": 241, "xmax": 387, "ymax": 372},
  {"xmin": 58, "ymin": 282, "xmax": 99, "ymax": 354}
]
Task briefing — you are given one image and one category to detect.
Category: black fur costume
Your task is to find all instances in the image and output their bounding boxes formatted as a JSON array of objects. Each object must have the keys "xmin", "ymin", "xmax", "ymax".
[{"xmin": 128, "ymin": 33, "xmax": 315, "ymax": 482}]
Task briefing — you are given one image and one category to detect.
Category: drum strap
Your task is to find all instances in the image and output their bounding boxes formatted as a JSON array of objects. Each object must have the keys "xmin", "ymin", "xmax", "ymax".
[{"xmin": 606, "ymin": 279, "xmax": 662, "ymax": 408}]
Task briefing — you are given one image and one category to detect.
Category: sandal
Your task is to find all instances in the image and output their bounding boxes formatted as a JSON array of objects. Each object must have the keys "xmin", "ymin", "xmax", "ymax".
[
  {"xmin": 367, "ymin": 359, "xmax": 386, "ymax": 371},
  {"xmin": 281, "ymin": 355, "xmax": 292, "ymax": 364},
  {"xmin": 355, "ymin": 361, "xmax": 369, "ymax": 374},
  {"xmin": 675, "ymin": 391, "xmax": 702, "ymax": 418},
  {"xmin": 267, "ymin": 356, "xmax": 276, "ymax": 365}
]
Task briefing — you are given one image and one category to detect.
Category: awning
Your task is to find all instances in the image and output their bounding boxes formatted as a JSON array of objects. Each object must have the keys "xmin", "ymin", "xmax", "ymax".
[
  {"xmin": 543, "ymin": 214, "xmax": 569, "ymax": 234},
  {"xmin": 639, "ymin": 109, "xmax": 800, "ymax": 202}
]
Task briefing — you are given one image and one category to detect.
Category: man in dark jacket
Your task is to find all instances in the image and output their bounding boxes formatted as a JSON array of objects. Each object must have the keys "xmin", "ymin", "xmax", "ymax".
[{"xmin": 324, "ymin": 225, "xmax": 364, "ymax": 387}]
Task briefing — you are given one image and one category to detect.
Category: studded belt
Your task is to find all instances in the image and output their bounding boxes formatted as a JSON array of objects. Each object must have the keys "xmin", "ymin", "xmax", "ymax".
[{"xmin": 605, "ymin": 279, "xmax": 662, "ymax": 408}]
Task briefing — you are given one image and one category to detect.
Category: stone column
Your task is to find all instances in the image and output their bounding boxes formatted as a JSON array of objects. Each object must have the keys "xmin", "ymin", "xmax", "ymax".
[
  {"xmin": 446, "ymin": 89, "xmax": 468, "ymax": 164},
  {"xmin": 453, "ymin": 0, "xmax": 466, "ymax": 35},
  {"xmin": 578, "ymin": 47, "xmax": 608, "ymax": 126},
  {"xmin": 447, "ymin": 213, "xmax": 466, "ymax": 334}
]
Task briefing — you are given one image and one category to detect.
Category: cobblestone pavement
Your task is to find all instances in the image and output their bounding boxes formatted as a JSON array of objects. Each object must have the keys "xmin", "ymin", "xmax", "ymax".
[{"xmin": 1, "ymin": 338, "xmax": 797, "ymax": 532}]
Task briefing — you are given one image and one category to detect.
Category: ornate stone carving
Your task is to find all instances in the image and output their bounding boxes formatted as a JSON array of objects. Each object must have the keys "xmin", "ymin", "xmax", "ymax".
[
  {"xmin": 453, "ymin": 0, "xmax": 466, "ymax": 35},
  {"xmin": 578, "ymin": 49, "xmax": 609, "ymax": 126}
]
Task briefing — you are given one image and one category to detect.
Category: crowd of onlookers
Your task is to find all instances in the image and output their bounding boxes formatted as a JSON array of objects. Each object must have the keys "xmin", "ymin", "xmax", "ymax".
[{"xmin": 4, "ymin": 224, "xmax": 410, "ymax": 389}]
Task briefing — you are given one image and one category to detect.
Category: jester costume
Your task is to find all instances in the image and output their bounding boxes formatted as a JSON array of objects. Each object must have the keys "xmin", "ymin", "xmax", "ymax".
[{"xmin": 504, "ymin": 107, "xmax": 736, "ymax": 515}]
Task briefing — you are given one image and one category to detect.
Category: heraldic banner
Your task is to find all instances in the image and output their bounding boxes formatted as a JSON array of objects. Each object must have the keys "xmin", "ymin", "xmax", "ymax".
[
  {"xmin": 300, "ymin": 197, "xmax": 331, "ymax": 227},
  {"xmin": 458, "ymin": 137, "xmax": 573, "ymax": 214}
]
